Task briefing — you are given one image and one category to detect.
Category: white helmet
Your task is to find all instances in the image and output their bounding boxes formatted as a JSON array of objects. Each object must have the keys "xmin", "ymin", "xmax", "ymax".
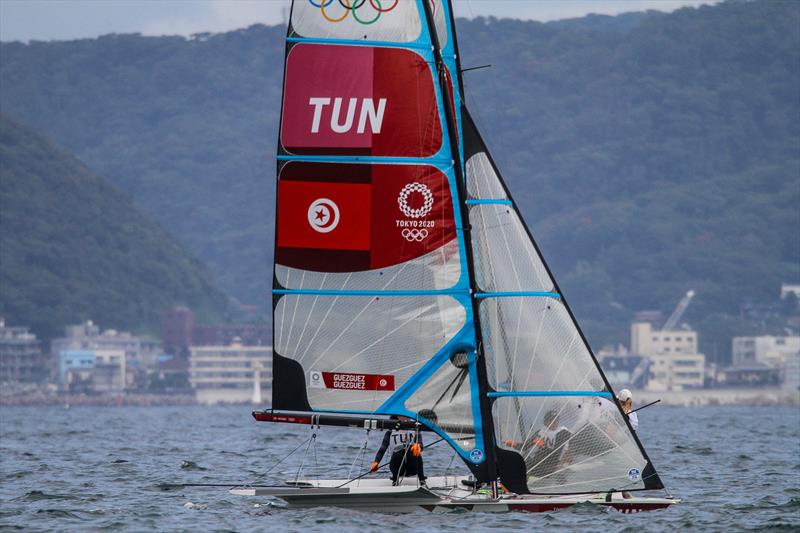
[{"xmin": 617, "ymin": 389, "xmax": 632, "ymax": 402}]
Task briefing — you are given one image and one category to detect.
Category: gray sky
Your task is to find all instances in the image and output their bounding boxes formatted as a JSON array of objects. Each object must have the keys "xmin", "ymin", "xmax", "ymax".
[{"xmin": 0, "ymin": 0, "xmax": 718, "ymax": 42}]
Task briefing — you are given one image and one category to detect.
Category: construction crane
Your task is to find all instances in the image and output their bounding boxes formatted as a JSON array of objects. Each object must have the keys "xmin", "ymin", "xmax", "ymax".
[{"xmin": 662, "ymin": 290, "xmax": 695, "ymax": 331}]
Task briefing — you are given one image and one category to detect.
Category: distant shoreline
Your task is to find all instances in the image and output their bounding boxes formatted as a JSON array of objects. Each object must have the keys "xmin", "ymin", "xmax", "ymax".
[
  {"xmin": 625, "ymin": 387, "xmax": 799, "ymax": 407},
  {"xmin": 1, "ymin": 386, "xmax": 797, "ymax": 408}
]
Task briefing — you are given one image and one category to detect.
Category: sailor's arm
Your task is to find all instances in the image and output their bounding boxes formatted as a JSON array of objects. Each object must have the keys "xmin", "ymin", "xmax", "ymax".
[{"xmin": 371, "ymin": 430, "xmax": 392, "ymax": 470}]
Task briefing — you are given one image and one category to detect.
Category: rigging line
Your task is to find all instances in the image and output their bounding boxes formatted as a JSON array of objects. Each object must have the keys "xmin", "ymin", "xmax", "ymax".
[
  {"xmin": 254, "ymin": 436, "xmax": 311, "ymax": 480},
  {"xmin": 294, "ymin": 431, "xmax": 316, "ymax": 485},
  {"xmin": 448, "ymin": 369, "xmax": 469, "ymax": 403},
  {"xmin": 297, "ymin": 272, "xmax": 352, "ymax": 361},
  {"xmin": 430, "ymin": 368, "xmax": 466, "ymax": 410},
  {"xmin": 334, "ymin": 435, "xmax": 449, "ymax": 489}
]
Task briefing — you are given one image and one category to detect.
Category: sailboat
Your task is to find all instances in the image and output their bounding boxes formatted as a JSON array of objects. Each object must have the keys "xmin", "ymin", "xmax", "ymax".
[{"xmin": 235, "ymin": 0, "xmax": 678, "ymax": 513}]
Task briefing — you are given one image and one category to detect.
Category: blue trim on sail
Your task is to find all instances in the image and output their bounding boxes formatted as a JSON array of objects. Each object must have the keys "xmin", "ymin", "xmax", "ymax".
[
  {"xmin": 276, "ymin": 154, "xmax": 452, "ymax": 165},
  {"xmin": 377, "ymin": 294, "xmax": 485, "ymax": 464},
  {"xmin": 286, "ymin": 36, "xmax": 430, "ymax": 51},
  {"xmin": 475, "ymin": 292, "xmax": 562, "ymax": 299},
  {"xmin": 273, "ymin": 289, "xmax": 469, "ymax": 297},
  {"xmin": 487, "ymin": 391, "xmax": 613, "ymax": 398},
  {"xmin": 466, "ymin": 199, "xmax": 512, "ymax": 205}
]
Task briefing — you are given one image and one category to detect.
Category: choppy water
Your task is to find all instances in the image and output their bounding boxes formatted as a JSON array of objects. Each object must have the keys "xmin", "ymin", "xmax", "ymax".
[{"xmin": 1, "ymin": 405, "xmax": 798, "ymax": 532}]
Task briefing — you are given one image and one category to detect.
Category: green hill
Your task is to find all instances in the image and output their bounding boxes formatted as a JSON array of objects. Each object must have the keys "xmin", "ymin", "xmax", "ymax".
[
  {"xmin": 0, "ymin": 115, "xmax": 228, "ymax": 339},
  {"xmin": 1, "ymin": 0, "xmax": 797, "ymax": 360}
]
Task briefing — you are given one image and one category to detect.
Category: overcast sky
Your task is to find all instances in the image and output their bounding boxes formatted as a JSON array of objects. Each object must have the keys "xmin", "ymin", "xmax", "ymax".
[{"xmin": 0, "ymin": 0, "xmax": 718, "ymax": 43}]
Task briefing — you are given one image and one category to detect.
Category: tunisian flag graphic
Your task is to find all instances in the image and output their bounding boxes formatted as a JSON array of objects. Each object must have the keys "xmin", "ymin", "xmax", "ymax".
[
  {"xmin": 280, "ymin": 43, "xmax": 442, "ymax": 157},
  {"xmin": 276, "ymin": 162, "xmax": 456, "ymax": 273}
]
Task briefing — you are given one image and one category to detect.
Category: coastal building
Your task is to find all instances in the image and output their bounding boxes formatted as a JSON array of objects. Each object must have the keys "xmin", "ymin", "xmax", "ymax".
[
  {"xmin": 51, "ymin": 320, "xmax": 161, "ymax": 372},
  {"xmin": 731, "ymin": 336, "xmax": 800, "ymax": 369},
  {"xmin": 193, "ymin": 324, "xmax": 271, "ymax": 347},
  {"xmin": 162, "ymin": 307, "xmax": 271, "ymax": 352},
  {"xmin": 188, "ymin": 342, "xmax": 272, "ymax": 404},
  {"xmin": 631, "ymin": 322, "xmax": 698, "ymax": 356},
  {"xmin": 0, "ymin": 318, "xmax": 47, "ymax": 383},
  {"xmin": 783, "ymin": 351, "xmax": 800, "ymax": 393},
  {"xmin": 598, "ymin": 354, "xmax": 649, "ymax": 390},
  {"xmin": 630, "ymin": 321, "xmax": 705, "ymax": 390},
  {"xmin": 58, "ymin": 348, "xmax": 126, "ymax": 394},
  {"xmin": 646, "ymin": 353, "xmax": 706, "ymax": 391},
  {"xmin": 162, "ymin": 307, "xmax": 194, "ymax": 357},
  {"xmin": 718, "ymin": 363, "xmax": 780, "ymax": 387}
]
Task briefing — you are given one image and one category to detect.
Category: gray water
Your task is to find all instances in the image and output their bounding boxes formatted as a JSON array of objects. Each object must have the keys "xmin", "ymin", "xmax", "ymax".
[{"xmin": 1, "ymin": 405, "xmax": 798, "ymax": 532}]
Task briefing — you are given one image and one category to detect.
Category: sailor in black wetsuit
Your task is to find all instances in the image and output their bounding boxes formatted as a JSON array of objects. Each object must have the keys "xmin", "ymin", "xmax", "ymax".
[{"xmin": 370, "ymin": 418, "xmax": 425, "ymax": 486}]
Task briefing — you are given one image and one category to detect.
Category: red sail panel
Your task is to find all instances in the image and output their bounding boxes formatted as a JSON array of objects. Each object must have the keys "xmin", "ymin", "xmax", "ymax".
[
  {"xmin": 276, "ymin": 162, "xmax": 456, "ymax": 272},
  {"xmin": 280, "ymin": 44, "xmax": 442, "ymax": 157}
]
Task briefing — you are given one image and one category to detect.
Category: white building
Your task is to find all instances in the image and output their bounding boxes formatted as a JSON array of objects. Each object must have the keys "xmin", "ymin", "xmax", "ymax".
[
  {"xmin": 732, "ymin": 336, "xmax": 800, "ymax": 369},
  {"xmin": 631, "ymin": 322, "xmax": 705, "ymax": 390},
  {"xmin": 0, "ymin": 318, "xmax": 47, "ymax": 383},
  {"xmin": 189, "ymin": 343, "xmax": 272, "ymax": 405},
  {"xmin": 783, "ymin": 351, "xmax": 800, "ymax": 393},
  {"xmin": 631, "ymin": 322, "xmax": 698, "ymax": 356},
  {"xmin": 92, "ymin": 349, "xmax": 126, "ymax": 394},
  {"xmin": 646, "ymin": 353, "xmax": 706, "ymax": 391}
]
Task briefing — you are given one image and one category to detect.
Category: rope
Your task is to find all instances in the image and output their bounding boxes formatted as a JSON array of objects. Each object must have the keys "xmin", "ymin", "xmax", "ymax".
[
  {"xmin": 256, "ymin": 436, "xmax": 310, "ymax": 480},
  {"xmin": 294, "ymin": 430, "xmax": 316, "ymax": 485},
  {"xmin": 347, "ymin": 429, "xmax": 371, "ymax": 480}
]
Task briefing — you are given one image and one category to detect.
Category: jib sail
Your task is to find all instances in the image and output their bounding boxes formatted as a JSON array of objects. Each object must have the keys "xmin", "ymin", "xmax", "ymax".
[{"xmin": 461, "ymin": 109, "xmax": 664, "ymax": 494}]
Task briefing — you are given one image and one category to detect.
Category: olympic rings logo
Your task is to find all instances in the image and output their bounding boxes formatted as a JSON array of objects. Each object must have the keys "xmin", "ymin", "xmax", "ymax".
[
  {"xmin": 308, "ymin": 0, "xmax": 400, "ymax": 25},
  {"xmin": 401, "ymin": 228, "xmax": 429, "ymax": 242},
  {"xmin": 397, "ymin": 182, "xmax": 434, "ymax": 219}
]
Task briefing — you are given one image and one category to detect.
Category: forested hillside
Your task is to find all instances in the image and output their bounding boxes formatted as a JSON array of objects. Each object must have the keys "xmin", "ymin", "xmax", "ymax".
[
  {"xmin": 1, "ymin": 0, "xmax": 797, "ymax": 358},
  {"xmin": 0, "ymin": 115, "xmax": 228, "ymax": 339}
]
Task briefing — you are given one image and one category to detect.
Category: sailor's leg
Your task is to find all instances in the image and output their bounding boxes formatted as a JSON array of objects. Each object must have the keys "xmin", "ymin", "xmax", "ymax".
[{"xmin": 389, "ymin": 450, "xmax": 403, "ymax": 484}]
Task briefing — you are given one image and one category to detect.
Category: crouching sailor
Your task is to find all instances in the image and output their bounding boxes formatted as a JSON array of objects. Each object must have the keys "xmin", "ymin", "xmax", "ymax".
[{"xmin": 371, "ymin": 417, "xmax": 425, "ymax": 486}]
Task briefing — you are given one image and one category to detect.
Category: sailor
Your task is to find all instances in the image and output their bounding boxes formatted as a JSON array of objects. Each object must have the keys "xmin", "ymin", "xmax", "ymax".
[
  {"xmin": 370, "ymin": 416, "xmax": 425, "ymax": 486},
  {"xmin": 617, "ymin": 388, "xmax": 639, "ymax": 431},
  {"xmin": 504, "ymin": 409, "xmax": 572, "ymax": 478}
]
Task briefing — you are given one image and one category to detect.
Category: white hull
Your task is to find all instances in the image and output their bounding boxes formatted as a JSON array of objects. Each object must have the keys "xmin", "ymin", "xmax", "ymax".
[{"xmin": 230, "ymin": 476, "xmax": 678, "ymax": 513}]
